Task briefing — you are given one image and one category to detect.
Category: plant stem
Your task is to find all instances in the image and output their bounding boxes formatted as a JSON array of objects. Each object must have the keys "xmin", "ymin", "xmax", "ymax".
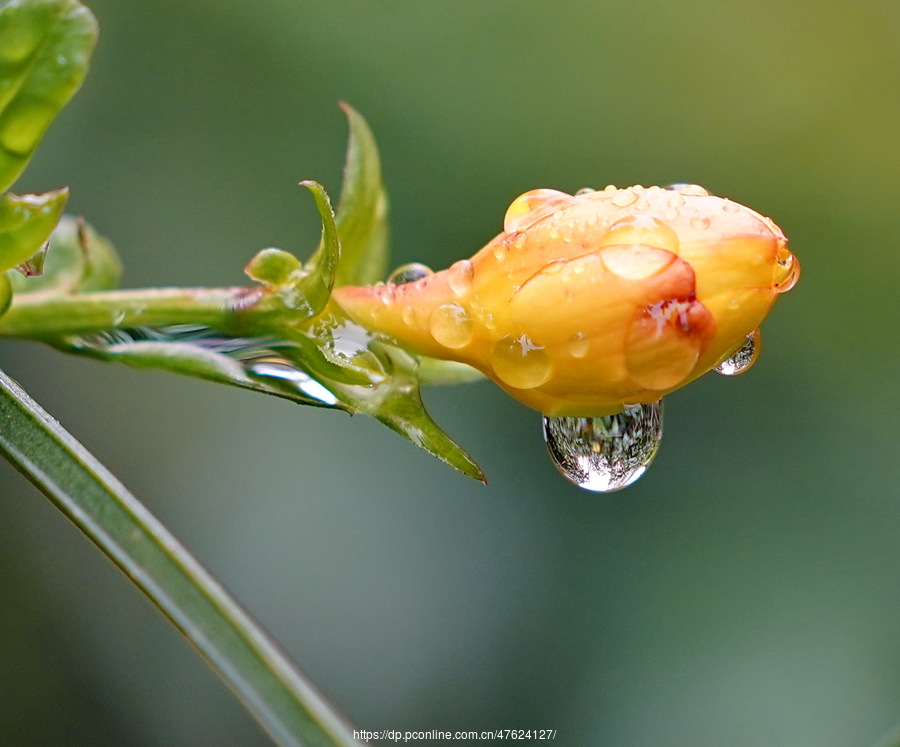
[{"xmin": 0, "ymin": 287, "xmax": 261, "ymax": 338}]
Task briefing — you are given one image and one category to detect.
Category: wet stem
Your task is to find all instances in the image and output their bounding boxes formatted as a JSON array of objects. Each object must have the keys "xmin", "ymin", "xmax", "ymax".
[{"xmin": 0, "ymin": 286, "xmax": 283, "ymax": 339}]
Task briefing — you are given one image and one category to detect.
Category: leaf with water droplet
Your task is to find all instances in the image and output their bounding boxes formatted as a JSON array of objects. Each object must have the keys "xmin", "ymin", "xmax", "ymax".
[
  {"xmin": 328, "ymin": 342, "xmax": 484, "ymax": 482},
  {"xmin": 59, "ymin": 326, "xmax": 353, "ymax": 411},
  {"xmin": 7, "ymin": 215, "xmax": 121, "ymax": 295},
  {"xmin": 0, "ymin": 188, "xmax": 67, "ymax": 272},
  {"xmin": 543, "ymin": 402, "xmax": 663, "ymax": 492},
  {"xmin": 0, "ymin": 0, "xmax": 97, "ymax": 192},
  {"xmin": 333, "ymin": 103, "xmax": 389, "ymax": 287}
]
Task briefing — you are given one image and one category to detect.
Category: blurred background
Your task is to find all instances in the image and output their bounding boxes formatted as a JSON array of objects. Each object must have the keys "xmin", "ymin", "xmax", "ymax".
[{"xmin": 1, "ymin": 0, "xmax": 899, "ymax": 744}]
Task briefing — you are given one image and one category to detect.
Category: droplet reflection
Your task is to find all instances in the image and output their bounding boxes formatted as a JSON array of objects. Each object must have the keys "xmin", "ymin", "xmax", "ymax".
[
  {"xmin": 542, "ymin": 401, "xmax": 663, "ymax": 492},
  {"xmin": 713, "ymin": 329, "xmax": 760, "ymax": 376}
]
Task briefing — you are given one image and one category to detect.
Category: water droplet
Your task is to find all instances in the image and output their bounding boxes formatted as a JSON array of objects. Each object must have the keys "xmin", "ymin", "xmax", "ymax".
[
  {"xmin": 447, "ymin": 259, "xmax": 474, "ymax": 296},
  {"xmin": 543, "ymin": 401, "xmax": 663, "ymax": 492},
  {"xmin": 666, "ymin": 184, "xmax": 710, "ymax": 197},
  {"xmin": 600, "ymin": 245, "xmax": 676, "ymax": 281},
  {"xmin": 401, "ymin": 305, "xmax": 415, "ymax": 325},
  {"xmin": 513, "ymin": 233, "xmax": 527, "ymax": 250},
  {"xmin": 714, "ymin": 329, "xmax": 760, "ymax": 376},
  {"xmin": 503, "ymin": 189, "xmax": 571, "ymax": 233},
  {"xmin": 773, "ymin": 245, "xmax": 800, "ymax": 292},
  {"xmin": 490, "ymin": 335, "xmax": 552, "ymax": 389},
  {"xmin": 599, "ymin": 214, "xmax": 680, "ymax": 253},
  {"xmin": 575, "ymin": 187, "xmax": 595, "ymax": 196},
  {"xmin": 568, "ymin": 334, "xmax": 590, "ymax": 358},
  {"xmin": 722, "ymin": 200, "xmax": 740, "ymax": 213},
  {"xmin": 625, "ymin": 298, "xmax": 713, "ymax": 390},
  {"xmin": 388, "ymin": 262, "xmax": 433, "ymax": 285},
  {"xmin": 610, "ymin": 188, "xmax": 638, "ymax": 207},
  {"xmin": 429, "ymin": 303, "xmax": 474, "ymax": 349},
  {"xmin": 690, "ymin": 215, "xmax": 711, "ymax": 230},
  {"xmin": 493, "ymin": 244, "xmax": 507, "ymax": 261},
  {"xmin": 666, "ymin": 194, "xmax": 686, "ymax": 208},
  {"xmin": 249, "ymin": 360, "xmax": 339, "ymax": 406}
]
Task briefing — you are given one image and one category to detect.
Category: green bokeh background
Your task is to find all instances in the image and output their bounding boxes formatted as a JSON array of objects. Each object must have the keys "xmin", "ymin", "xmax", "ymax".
[{"xmin": 1, "ymin": 0, "xmax": 899, "ymax": 744}]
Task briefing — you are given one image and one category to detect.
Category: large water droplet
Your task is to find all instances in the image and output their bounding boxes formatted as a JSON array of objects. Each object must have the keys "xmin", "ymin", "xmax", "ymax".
[
  {"xmin": 429, "ymin": 303, "xmax": 474, "ymax": 349},
  {"xmin": 714, "ymin": 329, "xmax": 760, "ymax": 376},
  {"xmin": 447, "ymin": 259, "xmax": 474, "ymax": 296},
  {"xmin": 598, "ymin": 214, "xmax": 680, "ymax": 253},
  {"xmin": 665, "ymin": 183, "xmax": 710, "ymax": 197},
  {"xmin": 543, "ymin": 402, "xmax": 663, "ymax": 492},
  {"xmin": 610, "ymin": 188, "xmax": 638, "ymax": 207},
  {"xmin": 388, "ymin": 262, "xmax": 433, "ymax": 285},
  {"xmin": 490, "ymin": 334, "xmax": 552, "ymax": 389},
  {"xmin": 773, "ymin": 244, "xmax": 800, "ymax": 293},
  {"xmin": 503, "ymin": 189, "xmax": 572, "ymax": 233},
  {"xmin": 248, "ymin": 359, "xmax": 339, "ymax": 406}
]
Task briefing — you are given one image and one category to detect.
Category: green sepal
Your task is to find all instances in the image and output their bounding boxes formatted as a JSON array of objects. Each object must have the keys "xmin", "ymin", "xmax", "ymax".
[
  {"xmin": 0, "ymin": 272, "xmax": 11, "ymax": 317},
  {"xmin": 244, "ymin": 247, "xmax": 302, "ymax": 287},
  {"xmin": 0, "ymin": 187, "xmax": 67, "ymax": 272},
  {"xmin": 326, "ymin": 342, "xmax": 485, "ymax": 482},
  {"xmin": 0, "ymin": 0, "xmax": 98, "ymax": 192},
  {"xmin": 7, "ymin": 214, "xmax": 121, "ymax": 295},
  {"xmin": 333, "ymin": 103, "xmax": 389, "ymax": 287},
  {"xmin": 296, "ymin": 179, "xmax": 340, "ymax": 317}
]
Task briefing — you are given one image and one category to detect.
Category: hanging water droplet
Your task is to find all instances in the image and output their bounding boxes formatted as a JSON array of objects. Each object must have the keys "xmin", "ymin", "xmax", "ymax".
[
  {"xmin": 543, "ymin": 401, "xmax": 663, "ymax": 492},
  {"xmin": 714, "ymin": 329, "xmax": 760, "ymax": 376},
  {"xmin": 248, "ymin": 359, "xmax": 339, "ymax": 406},
  {"xmin": 387, "ymin": 262, "xmax": 433, "ymax": 285}
]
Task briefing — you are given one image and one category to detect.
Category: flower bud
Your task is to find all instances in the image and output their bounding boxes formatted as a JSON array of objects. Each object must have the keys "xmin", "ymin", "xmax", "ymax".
[{"xmin": 333, "ymin": 184, "xmax": 799, "ymax": 416}]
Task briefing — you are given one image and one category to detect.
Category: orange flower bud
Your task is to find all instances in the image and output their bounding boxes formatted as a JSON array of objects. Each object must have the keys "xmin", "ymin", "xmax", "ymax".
[{"xmin": 333, "ymin": 184, "xmax": 799, "ymax": 417}]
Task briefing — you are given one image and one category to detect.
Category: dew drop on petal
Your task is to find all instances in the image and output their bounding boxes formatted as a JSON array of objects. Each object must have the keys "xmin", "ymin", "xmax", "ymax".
[
  {"xmin": 610, "ymin": 188, "xmax": 638, "ymax": 207},
  {"xmin": 598, "ymin": 214, "xmax": 680, "ymax": 253},
  {"xmin": 490, "ymin": 334, "xmax": 552, "ymax": 389},
  {"xmin": 714, "ymin": 329, "xmax": 760, "ymax": 376},
  {"xmin": 429, "ymin": 303, "xmax": 474, "ymax": 349},
  {"xmin": 388, "ymin": 262, "xmax": 433, "ymax": 285},
  {"xmin": 542, "ymin": 401, "xmax": 663, "ymax": 492},
  {"xmin": 575, "ymin": 187, "xmax": 595, "ymax": 196},
  {"xmin": 773, "ymin": 245, "xmax": 800, "ymax": 293},
  {"xmin": 503, "ymin": 189, "xmax": 571, "ymax": 233},
  {"xmin": 665, "ymin": 183, "xmax": 710, "ymax": 197},
  {"xmin": 447, "ymin": 259, "xmax": 475, "ymax": 296}
]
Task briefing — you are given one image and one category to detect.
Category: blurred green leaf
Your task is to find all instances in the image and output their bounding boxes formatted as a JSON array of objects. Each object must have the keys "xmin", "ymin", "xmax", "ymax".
[
  {"xmin": 333, "ymin": 103, "xmax": 389, "ymax": 287},
  {"xmin": 7, "ymin": 214, "xmax": 121, "ymax": 295},
  {"xmin": 0, "ymin": 0, "xmax": 97, "ymax": 192},
  {"xmin": 0, "ymin": 187, "xmax": 67, "ymax": 271},
  {"xmin": 0, "ymin": 272, "xmax": 10, "ymax": 316},
  {"xmin": 0, "ymin": 366, "xmax": 362, "ymax": 747}
]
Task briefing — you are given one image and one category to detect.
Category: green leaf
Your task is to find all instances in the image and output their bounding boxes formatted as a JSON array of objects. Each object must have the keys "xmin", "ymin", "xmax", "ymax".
[
  {"xmin": 0, "ymin": 187, "xmax": 67, "ymax": 271},
  {"xmin": 0, "ymin": 0, "xmax": 97, "ymax": 192},
  {"xmin": 333, "ymin": 103, "xmax": 389, "ymax": 287},
  {"xmin": 296, "ymin": 179, "xmax": 339, "ymax": 317},
  {"xmin": 329, "ymin": 342, "xmax": 486, "ymax": 482},
  {"xmin": 56, "ymin": 326, "xmax": 353, "ymax": 411},
  {"xmin": 7, "ymin": 214, "xmax": 121, "ymax": 295},
  {"xmin": 0, "ymin": 367, "xmax": 362, "ymax": 747}
]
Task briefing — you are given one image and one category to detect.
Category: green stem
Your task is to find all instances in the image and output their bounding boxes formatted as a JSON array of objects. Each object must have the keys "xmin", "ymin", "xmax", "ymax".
[
  {"xmin": 0, "ymin": 367, "xmax": 361, "ymax": 747},
  {"xmin": 0, "ymin": 287, "xmax": 259, "ymax": 338}
]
